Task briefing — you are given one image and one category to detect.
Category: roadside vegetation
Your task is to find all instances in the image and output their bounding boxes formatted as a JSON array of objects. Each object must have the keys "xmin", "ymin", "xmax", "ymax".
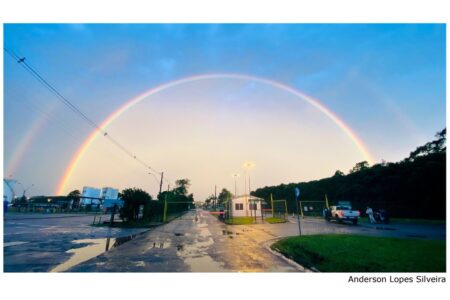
[
  {"xmin": 265, "ymin": 217, "xmax": 286, "ymax": 224},
  {"xmin": 92, "ymin": 178, "xmax": 195, "ymax": 228},
  {"xmin": 254, "ymin": 129, "xmax": 446, "ymax": 220},
  {"xmin": 271, "ymin": 234, "xmax": 446, "ymax": 272},
  {"xmin": 225, "ymin": 217, "xmax": 255, "ymax": 225}
]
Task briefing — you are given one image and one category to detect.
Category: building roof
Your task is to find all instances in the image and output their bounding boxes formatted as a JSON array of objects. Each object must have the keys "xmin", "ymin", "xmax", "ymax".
[{"xmin": 232, "ymin": 194, "xmax": 265, "ymax": 201}]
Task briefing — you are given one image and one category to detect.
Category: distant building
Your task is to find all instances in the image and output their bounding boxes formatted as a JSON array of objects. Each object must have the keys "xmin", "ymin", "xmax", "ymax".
[
  {"xmin": 81, "ymin": 186, "xmax": 101, "ymax": 206},
  {"xmin": 28, "ymin": 196, "xmax": 73, "ymax": 211},
  {"xmin": 103, "ymin": 198, "xmax": 124, "ymax": 210},
  {"xmin": 101, "ymin": 187, "xmax": 119, "ymax": 200},
  {"xmin": 101, "ymin": 187, "xmax": 122, "ymax": 210},
  {"xmin": 231, "ymin": 194, "xmax": 264, "ymax": 217}
]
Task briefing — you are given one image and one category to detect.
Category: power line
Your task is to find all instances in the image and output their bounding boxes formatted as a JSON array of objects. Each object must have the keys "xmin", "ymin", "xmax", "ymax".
[{"xmin": 4, "ymin": 46, "xmax": 170, "ymax": 185}]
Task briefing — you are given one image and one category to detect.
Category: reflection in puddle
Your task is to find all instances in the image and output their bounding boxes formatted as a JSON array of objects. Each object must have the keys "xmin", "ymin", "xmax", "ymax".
[
  {"xmin": 176, "ymin": 237, "xmax": 224, "ymax": 271},
  {"xmin": 133, "ymin": 261, "xmax": 146, "ymax": 267},
  {"xmin": 147, "ymin": 240, "xmax": 172, "ymax": 250},
  {"xmin": 4, "ymin": 241, "xmax": 29, "ymax": 247},
  {"xmin": 51, "ymin": 238, "xmax": 115, "ymax": 272},
  {"xmin": 50, "ymin": 234, "xmax": 139, "ymax": 272},
  {"xmin": 184, "ymin": 255, "xmax": 224, "ymax": 272},
  {"xmin": 112, "ymin": 235, "xmax": 136, "ymax": 248}
]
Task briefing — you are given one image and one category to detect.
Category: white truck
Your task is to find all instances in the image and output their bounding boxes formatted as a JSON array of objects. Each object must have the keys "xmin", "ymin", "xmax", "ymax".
[{"xmin": 325, "ymin": 205, "xmax": 360, "ymax": 225}]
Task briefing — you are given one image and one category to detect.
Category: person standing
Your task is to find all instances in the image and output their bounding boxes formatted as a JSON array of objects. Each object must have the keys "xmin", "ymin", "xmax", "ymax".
[{"xmin": 366, "ymin": 206, "xmax": 376, "ymax": 223}]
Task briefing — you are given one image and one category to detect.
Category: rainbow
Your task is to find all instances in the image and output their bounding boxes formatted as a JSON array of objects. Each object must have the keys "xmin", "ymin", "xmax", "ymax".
[
  {"xmin": 56, "ymin": 73, "xmax": 375, "ymax": 195},
  {"xmin": 6, "ymin": 103, "xmax": 58, "ymax": 177}
]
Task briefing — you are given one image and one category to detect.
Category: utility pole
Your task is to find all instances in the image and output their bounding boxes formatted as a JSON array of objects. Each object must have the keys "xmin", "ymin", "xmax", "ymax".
[
  {"xmin": 295, "ymin": 187, "xmax": 302, "ymax": 236},
  {"xmin": 214, "ymin": 185, "xmax": 217, "ymax": 209},
  {"xmin": 159, "ymin": 172, "xmax": 164, "ymax": 196}
]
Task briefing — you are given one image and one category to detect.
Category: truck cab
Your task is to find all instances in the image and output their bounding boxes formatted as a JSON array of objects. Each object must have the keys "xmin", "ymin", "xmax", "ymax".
[{"xmin": 326, "ymin": 205, "xmax": 360, "ymax": 225}]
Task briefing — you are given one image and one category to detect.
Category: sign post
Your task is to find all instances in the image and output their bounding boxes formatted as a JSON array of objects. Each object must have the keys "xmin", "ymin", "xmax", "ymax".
[{"xmin": 295, "ymin": 187, "xmax": 302, "ymax": 236}]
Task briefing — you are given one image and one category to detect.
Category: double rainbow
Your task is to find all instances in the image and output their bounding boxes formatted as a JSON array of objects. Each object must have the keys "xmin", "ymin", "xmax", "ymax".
[{"xmin": 56, "ymin": 73, "xmax": 375, "ymax": 195}]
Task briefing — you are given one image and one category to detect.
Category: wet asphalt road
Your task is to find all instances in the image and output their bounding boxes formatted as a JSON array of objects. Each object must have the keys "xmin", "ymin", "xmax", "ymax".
[
  {"xmin": 4, "ymin": 210, "xmax": 445, "ymax": 272},
  {"xmin": 3, "ymin": 213, "xmax": 153, "ymax": 272},
  {"xmin": 68, "ymin": 209, "xmax": 446, "ymax": 272},
  {"xmin": 69, "ymin": 209, "xmax": 303, "ymax": 272},
  {"xmin": 263, "ymin": 215, "xmax": 446, "ymax": 240}
]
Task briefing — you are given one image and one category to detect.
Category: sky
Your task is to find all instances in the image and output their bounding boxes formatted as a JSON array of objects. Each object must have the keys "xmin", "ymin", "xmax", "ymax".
[{"xmin": 3, "ymin": 24, "xmax": 446, "ymax": 200}]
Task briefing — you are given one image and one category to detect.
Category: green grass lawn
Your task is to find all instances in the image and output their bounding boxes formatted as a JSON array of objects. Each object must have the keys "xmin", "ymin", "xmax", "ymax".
[
  {"xmin": 271, "ymin": 234, "xmax": 446, "ymax": 272},
  {"xmin": 225, "ymin": 217, "xmax": 255, "ymax": 225},
  {"xmin": 265, "ymin": 217, "xmax": 287, "ymax": 224}
]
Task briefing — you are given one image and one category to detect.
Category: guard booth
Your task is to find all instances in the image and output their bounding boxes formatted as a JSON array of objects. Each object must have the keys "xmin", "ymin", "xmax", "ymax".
[{"xmin": 231, "ymin": 195, "xmax": 264, "ymax": 217}]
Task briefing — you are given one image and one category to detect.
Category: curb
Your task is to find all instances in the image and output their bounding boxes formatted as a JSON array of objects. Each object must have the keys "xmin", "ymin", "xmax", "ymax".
[{"xmin": 262, "ymin": 237, "xmax": 319, "ymax": 273}]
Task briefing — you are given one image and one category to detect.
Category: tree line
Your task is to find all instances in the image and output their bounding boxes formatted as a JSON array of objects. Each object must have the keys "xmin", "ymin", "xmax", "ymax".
[
  {"xmin": 252, "ymin": 129, "xmax": 446, "ymax": 219},
  {"xmin": 119, "ymin": 178, "xmax": 194, "ymax": 222}
]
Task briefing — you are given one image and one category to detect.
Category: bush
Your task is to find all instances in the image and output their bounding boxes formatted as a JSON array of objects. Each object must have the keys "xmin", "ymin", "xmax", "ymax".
[{"xmin": 119, "ymin": 188, "xmax": 152, "ymax": 221}]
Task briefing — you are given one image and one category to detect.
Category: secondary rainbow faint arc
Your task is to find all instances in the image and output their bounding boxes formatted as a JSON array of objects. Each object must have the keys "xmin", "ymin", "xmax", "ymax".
[{"xmin": 56, "ymin": 73, "xmax": 375, "ymax": 195}]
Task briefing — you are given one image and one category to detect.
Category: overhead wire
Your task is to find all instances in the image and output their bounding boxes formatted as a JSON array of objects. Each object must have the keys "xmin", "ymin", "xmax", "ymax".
[{"xmin": 4, "ymin": 46, "xmax": 170, "ymax": 186}]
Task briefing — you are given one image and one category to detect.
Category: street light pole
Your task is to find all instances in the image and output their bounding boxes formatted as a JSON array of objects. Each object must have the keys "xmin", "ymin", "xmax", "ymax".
[
  {"xmin": 243, "ymin": 162, "xmax": 255, "ymax": 218},
  {"xmin": 232, "ymin": 174, "xmax": 239, "ymax": 196}
]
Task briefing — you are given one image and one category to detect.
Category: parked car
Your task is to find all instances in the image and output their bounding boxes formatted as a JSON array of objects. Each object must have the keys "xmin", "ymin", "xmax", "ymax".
[{"xmin": 324, "ymin": 205, "xmax": 360, "ymax": 225}]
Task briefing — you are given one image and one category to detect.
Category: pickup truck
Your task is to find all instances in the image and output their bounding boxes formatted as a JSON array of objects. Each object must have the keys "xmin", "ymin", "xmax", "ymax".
[{"xmin": 325, "ymin": 205, "xmax": 360, "ymax": 225}]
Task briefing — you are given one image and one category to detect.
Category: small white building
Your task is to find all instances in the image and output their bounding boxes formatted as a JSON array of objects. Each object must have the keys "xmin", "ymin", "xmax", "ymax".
[{"xmin": 231, "ymin": 195, "xmax": 264, "ymax": 217}]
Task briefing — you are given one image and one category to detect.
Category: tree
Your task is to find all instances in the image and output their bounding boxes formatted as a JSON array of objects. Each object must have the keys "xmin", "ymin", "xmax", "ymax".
[
  {"xmin": 174, "ymin": 179, "xmax": 191, "ymax": 196},
  {"xmin": 205, "ymin": 194, "xmax": 215, "ymax": 205},
  {"xmin": 408, "ymin": 128, "xmax": 446, "ymax": 161},
  {"xmin": 218, "ymin": 188, "xmax": 232, "ymax": 205},
  {"xmin": 349, "ymin": 161, "xmax": 370, "ymax": 173},
  {"xmin": 156, "ymin": 179, "xmax": 195, "ymax": 216},
  {"xmin": 333, "ymin": 170, "xmax": 345, "ymax": 177},
  {"xmin": 119, "ymin": 188, "xmax": 152, "ymax": 221},
  {"xmin": 67, "ymin": 189, "xmax": 81, "ymax": 208},
  {"xmin": 252, "ymin": 129, "xmax": 446, "ymax": 219}
]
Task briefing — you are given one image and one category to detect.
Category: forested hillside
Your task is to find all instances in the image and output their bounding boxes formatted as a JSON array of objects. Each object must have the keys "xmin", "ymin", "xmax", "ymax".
[{"xmin": 253, "ymin": 129, "xmax": 446, "ymax": 219}]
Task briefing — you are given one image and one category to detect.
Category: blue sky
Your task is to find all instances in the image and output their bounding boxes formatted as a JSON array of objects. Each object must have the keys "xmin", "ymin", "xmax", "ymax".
[{"xmin": 3, "ymin": 24, "xmax": 446, "ymax": 198}]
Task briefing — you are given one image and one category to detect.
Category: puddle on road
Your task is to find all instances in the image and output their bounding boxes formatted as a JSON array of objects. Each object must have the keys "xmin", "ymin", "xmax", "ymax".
[
  {"xmin": 4, "ymin": 241, "xmax": 29, "ymax": 247},
  {"xmin": 51, "ymin": 238, "xmax": 115, "ymax": 272},
  {"xmin": 147, "ymin": 241, "xmax": 172, "ymax": 250},
  {"xmin": 176, "ymin": 237, "xmax": 224, "ymax": 271},
  {"xmin": 199, "ymin": 227, "xmax": 211, "ymax": 237},
  {"xmin": 184, "ymin": 256, "xmax": 225, "ymax": 272},
  {"xmin": 133, "ymin": 260, "xmax": 146, "ymax": 267},
  {"xmin": 50, "ymin": 234, "xmax": 139, "ymax": 272}
]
